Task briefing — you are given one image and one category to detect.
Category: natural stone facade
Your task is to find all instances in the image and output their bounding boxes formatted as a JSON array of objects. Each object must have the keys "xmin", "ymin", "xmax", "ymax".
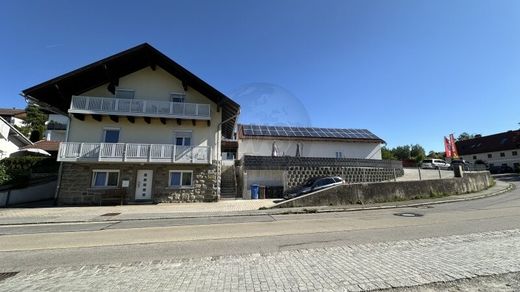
[{"xmin": 58, "ymin": 161, "xmax": 219, "ymax": 205}]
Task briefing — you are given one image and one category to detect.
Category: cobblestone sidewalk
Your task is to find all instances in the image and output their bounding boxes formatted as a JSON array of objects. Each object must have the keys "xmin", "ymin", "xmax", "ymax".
[{"xmin": 2, "ymin": 229, "xmax": 520, "ymax": 291}]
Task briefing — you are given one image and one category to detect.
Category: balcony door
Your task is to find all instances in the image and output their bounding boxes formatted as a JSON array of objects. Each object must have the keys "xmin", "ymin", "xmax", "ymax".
[{"xmin": 135, "ymin": 170, "xmax": 153, "ymax": 201}]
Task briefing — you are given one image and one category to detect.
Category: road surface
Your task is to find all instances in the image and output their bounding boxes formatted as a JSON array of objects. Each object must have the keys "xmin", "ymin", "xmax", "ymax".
[{"xmin": 0, "ymin": 174, "xmax": 518, "ymax": 291}]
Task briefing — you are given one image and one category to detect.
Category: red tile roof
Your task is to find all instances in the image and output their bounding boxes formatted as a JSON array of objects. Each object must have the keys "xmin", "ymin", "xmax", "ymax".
[{"xmin": 22, "ymin": 140, "xmax": 60, "ymax": 151}]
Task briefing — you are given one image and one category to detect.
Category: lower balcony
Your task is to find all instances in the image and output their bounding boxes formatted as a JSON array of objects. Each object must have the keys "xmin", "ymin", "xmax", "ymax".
[{"xmin": 58, "ymin": 142, "xmax": 211, "ymax": 164}]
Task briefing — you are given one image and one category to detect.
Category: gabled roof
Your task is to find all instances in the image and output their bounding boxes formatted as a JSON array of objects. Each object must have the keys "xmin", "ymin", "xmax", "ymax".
[
  {"xmin": 456, "ymin": 130, "xmax": 520, "ymax": 155},
  {"xmin": 0, "ymin": 108, "xmax": 25, "ymax": 117},
  {"xmin": 238, "ymin": 124, "xmax": 385, "ymax": 143},
  {"xmin": 21, "ymin": 43, "xmax": 239, "ymax": 138}
]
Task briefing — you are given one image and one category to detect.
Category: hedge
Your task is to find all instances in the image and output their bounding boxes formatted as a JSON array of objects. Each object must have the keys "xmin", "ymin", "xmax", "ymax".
[{"xmin": 0, "ymin": 157, "xmax": 59, "ymax": 186}]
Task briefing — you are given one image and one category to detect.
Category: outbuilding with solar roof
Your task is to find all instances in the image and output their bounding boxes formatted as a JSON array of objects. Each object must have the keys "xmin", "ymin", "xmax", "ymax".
[{"xmin": 237, "ymin": 124, "xmax": 385, "ymax": 160}]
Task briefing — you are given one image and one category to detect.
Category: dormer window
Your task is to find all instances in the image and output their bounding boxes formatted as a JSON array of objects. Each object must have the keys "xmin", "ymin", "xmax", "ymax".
[
  {"xmin": 170, "ymin": 92, "xmax": 185, "ymax": 103},
  {"xmin": 115, "ymin": 89, "xmax": 135, "ymax": 99}
]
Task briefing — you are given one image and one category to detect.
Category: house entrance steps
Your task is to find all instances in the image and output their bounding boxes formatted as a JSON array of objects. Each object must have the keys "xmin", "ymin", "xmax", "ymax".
[{"xmin": 220, "ymin": 162, "xmax": 239, "ymax": 199}]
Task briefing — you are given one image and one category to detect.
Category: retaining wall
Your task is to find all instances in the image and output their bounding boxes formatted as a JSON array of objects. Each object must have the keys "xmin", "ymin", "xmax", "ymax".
[{"xmin": 274, "ymin": 171, "xmax": 493, "ymax": 208}]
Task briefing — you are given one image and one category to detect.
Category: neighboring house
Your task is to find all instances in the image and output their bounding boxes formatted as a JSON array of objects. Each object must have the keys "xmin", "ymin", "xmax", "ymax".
[
  {"xmin": 21, "ymin": 140, "xmax": 60, "ymax": 158},
  {"xmin": 456, "ymin": 130, "xmax": 520, "ymax": 171},
  {"xmin": 21, "ymin": 43, "xmax": 239, "ymax": 204},
  {"xmin": 0, "ymin": 116, "xmax": 32, "ymax": 159},
  {"xmin": 237, "ymin": 124, "xmax": 385, "ymax": 160},
  {"xmin": 44, "ymin": 114, "xmax": 69, "ymax": 141},
  {"xmin": 0, "ymin": 108, "xmax": 26, "ymax": 128}
]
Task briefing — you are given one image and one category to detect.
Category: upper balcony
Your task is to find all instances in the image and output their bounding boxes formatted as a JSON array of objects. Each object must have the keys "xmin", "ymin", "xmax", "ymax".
[{"xmin": 69, "ymin": 95, "xmax": 211, "ymax": 120}]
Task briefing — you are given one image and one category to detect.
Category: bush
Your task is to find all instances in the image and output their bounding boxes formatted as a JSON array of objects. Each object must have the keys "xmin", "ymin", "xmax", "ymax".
[
  {"xmin": 0, "ymin": 157, "xmax": 59, "ymax": 186},
  {"xmin": 0, "ymin": 164, "xmax": 10, "ymax": 185}
]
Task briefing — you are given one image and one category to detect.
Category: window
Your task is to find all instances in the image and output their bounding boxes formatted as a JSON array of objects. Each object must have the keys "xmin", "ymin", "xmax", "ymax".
[
  {"xmin": 174, "ymin": 131, "xmax": 192, "ymax": 146},
  {"xmin": 513, "ymin": 151, "xmax": 518, "ymax": 156},
  {"xmin": 488, "ymin": 154, "xmax": 492, "ymax": 158},
  {"xmin": 115, "ymin": 89, "xmax": 135, "ymax": 99},
  {"xmin": 473, "ymin": 155, "xmax": 477, "ymax": 160},
  {"xmin": 335, "ymin": 152, "xmax": 343, "ymax": 158},
  {"xmin": 169, "ymin": 171, "xmax": 193, "ymax": 187},
  {"xmin": 500, "ymin": 152, "xmax": 505, "ymax": 157},
  {"xmin": 92, "ymin": 170, "xmax": 119, "ymax": 187},
  {"xmin": 103, "ymin": 128, "xmax": 120, "ymax": 143},
  {"xmin": 170, "ymin": 92, "xmax": 186, "ymax": 103}
]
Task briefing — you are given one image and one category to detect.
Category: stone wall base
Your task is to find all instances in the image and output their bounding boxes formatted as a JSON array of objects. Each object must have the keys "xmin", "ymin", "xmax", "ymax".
[{"xmin": 58, "ymin": 162, "xmax": 219, "ymax": 205}]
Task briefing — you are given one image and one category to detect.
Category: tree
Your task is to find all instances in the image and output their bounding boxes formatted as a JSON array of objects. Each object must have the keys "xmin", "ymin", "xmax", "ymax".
[
  {"xmin": 23, "ymin": 104, "xmax": 47, "ymax": 142},
  {"xmin": 457, "ymin": 132, "xmax": 475, "ymax": 141},
  {"xmin": 410, "ymin": 144, "xmax": 425, "ymax": 158},
  {"xmin": 381, "ymin": 147, "xmax": 396, "ymax": 160},
  {"xmin": 392, "ymin": 145, "xmax": 411, "ymax": 160}
]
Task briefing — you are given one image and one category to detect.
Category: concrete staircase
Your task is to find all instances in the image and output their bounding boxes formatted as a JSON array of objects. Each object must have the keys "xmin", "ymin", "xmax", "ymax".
[{"xmin": 220, "ymin": 165, "xmax": 238, "ymax": 199}]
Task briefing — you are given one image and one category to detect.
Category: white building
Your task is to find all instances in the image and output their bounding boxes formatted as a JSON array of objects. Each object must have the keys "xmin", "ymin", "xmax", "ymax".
[
  {"xmin": 0, "ymin": 116, "xmax": 32, "ymax": 159},
  {"xmin": 238, "ymin": 124, "xmax": 384, "ymax": 160},
  {"xmin": 0, "ymin": 108, "xmax": 26, "ymax": 128},
  {"xmin": 44, "ymin": 114, "xmax": 69, "ymax": 141},
  {"xmin": 456, "ymin": 130, "xmax": 520, "ymax": 171},
  {"xmin": 22, "ymin": 43, "xmax": 239, "ymax": 204}
]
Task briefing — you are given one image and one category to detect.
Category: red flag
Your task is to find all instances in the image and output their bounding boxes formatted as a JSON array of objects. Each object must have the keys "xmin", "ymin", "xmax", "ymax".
[
  {"xmin": 450, "ymin": 134, "xmax": 458, "ymax": 158},
  {"xmin": 444, "ymin": 137, "xmax": 452, "ymax": 158}
]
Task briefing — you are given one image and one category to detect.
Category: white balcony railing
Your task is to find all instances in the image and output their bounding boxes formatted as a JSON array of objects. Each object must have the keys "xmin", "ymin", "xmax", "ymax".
[
  {"xmin": 69, "ymin": 96, "xmax": 211, "ymax": 119},
  {"xmin": 58, "ymin": 142, "xmax": 211, "ymax": 164}
]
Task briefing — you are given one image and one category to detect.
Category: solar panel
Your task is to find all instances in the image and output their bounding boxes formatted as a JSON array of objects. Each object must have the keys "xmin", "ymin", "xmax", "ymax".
[{"xmin": 240, "ymin": 124, "xmax": 381, "ymax": 141}]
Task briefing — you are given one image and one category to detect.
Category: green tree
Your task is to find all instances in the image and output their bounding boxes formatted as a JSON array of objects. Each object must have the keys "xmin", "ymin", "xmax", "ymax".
[
  {"xmin": 457, "ymin": 132, "xmax": 475, "ymax": 141},
  {"xmin": 381, "ymin": 147, "xmax": 396, "ymax": 160},
  {"xmin": 393, "ymin": 145, "xmax": 411, "ymax": 160},
  {"xmin": 23, "ymin": 103, "xmax": 47, "ymax": 142},
  {"xmin": 410, "ymin": 144, "xmax": 426, "ymax": 158}
]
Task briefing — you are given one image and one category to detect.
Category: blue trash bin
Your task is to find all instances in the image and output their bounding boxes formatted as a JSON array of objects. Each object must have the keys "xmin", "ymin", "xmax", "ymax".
[{"xmin": 250, "ymin": 184, "xmax": 259, "ymax": 200}]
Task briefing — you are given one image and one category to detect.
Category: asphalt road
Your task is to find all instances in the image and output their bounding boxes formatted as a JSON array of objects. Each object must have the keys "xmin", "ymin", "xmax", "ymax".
[{"xmin": 1, "ymin": 174, "xmax": 518, "ymax": 272}]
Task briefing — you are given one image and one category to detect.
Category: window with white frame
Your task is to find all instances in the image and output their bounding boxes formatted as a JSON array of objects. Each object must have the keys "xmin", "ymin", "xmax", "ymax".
[
  {"xmin": 169, "ymin": 171, "xmax": 193, "ymax": 187},
  {"xmin": 91, "ymin": 170, "xmax": 119, "ymax": 187},
  {"xmin": 115, "ymin": 89, "xmax": 135, "ymax": 99},
  {"xmin": 174, "ymin": 131, "xmax": 192, "ymax": 146},
  {"xmin": 103, "ymin": 128, "xmax": 120, "ymax": 143},
  {"xmin": 170, "ymin": 92, "xmax": 186, "ymax": 103}
]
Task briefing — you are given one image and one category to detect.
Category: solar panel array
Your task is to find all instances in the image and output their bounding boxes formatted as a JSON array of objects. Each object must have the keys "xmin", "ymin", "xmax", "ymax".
[{"xmin": 241, "ymin": 125, "xmax": 381, "ymax": 140}]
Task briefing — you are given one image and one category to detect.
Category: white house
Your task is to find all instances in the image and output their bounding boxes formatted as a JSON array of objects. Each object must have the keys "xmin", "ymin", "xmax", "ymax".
[
  {"xmin": 44, "ymin": 114, "xmax": 69, "ymax": 142},
  {"xmin": 0, "ymin": 108, "xmax": 26, "ymax": 128},
  {"xmin": 0, "ymin": 116, "xmax": 32, "ymax": 159},
  {"xmin": 22, "ymin": 43, "xmax": 239, "ymax": 204},
  {"xmin": 456, "ymin": 130, "xmax": 520, "ymax": 171},
  {"xmin": 238, "ymin": 124, "xmax": 384, "ymax": 160}
]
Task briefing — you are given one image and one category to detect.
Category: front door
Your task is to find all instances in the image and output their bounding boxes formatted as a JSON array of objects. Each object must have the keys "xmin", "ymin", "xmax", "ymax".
[{"xmin": 135, "ymin": 170, "xmax": 153, "ymax": 200}]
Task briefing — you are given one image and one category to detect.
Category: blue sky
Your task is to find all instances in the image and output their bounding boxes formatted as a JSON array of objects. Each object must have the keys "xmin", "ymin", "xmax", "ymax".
[{"xmin": 1, "ymin": 1, "xmax": 519, "ymax": 152}]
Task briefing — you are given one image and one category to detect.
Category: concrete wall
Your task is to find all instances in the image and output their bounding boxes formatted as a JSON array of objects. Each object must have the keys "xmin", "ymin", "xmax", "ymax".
[
  {"xmin": 238, "ymin": 138, "xmax": 382, "ymax": 160},
  {"xmin": 240, "ymin": 169, "xmax": 285, "ymax": 199},
  {"xmin": 0, "ymin": 180, "xmax": 57, "ymax": 207},
  {"xmin": 274, "ymin": 171, "xmax": 493, "ymax": 208}
]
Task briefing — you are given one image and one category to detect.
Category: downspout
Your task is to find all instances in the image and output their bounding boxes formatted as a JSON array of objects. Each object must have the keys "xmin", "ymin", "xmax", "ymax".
[{"xmin": 53, "ymin": 114, "xmax": 72, "ymax": 205}]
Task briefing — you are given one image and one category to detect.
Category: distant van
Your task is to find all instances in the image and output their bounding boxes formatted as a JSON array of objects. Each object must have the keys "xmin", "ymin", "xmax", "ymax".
[{"xmin": 421, "ymin": 159, "xmax": 450, "ymax": 169}]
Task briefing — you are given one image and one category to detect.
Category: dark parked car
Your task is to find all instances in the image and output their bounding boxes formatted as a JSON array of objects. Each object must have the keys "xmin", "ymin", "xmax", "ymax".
[
  {"xmin": 284, "ymin": 176, "xmax": 345, "ymax": 199},
  {"xmin": 450, "ymin": 159, "xmax": 471, "ymax": 170},
  {"xmin": 489, "ymin": 165, "xmax": 514, "ymax": 174}
]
